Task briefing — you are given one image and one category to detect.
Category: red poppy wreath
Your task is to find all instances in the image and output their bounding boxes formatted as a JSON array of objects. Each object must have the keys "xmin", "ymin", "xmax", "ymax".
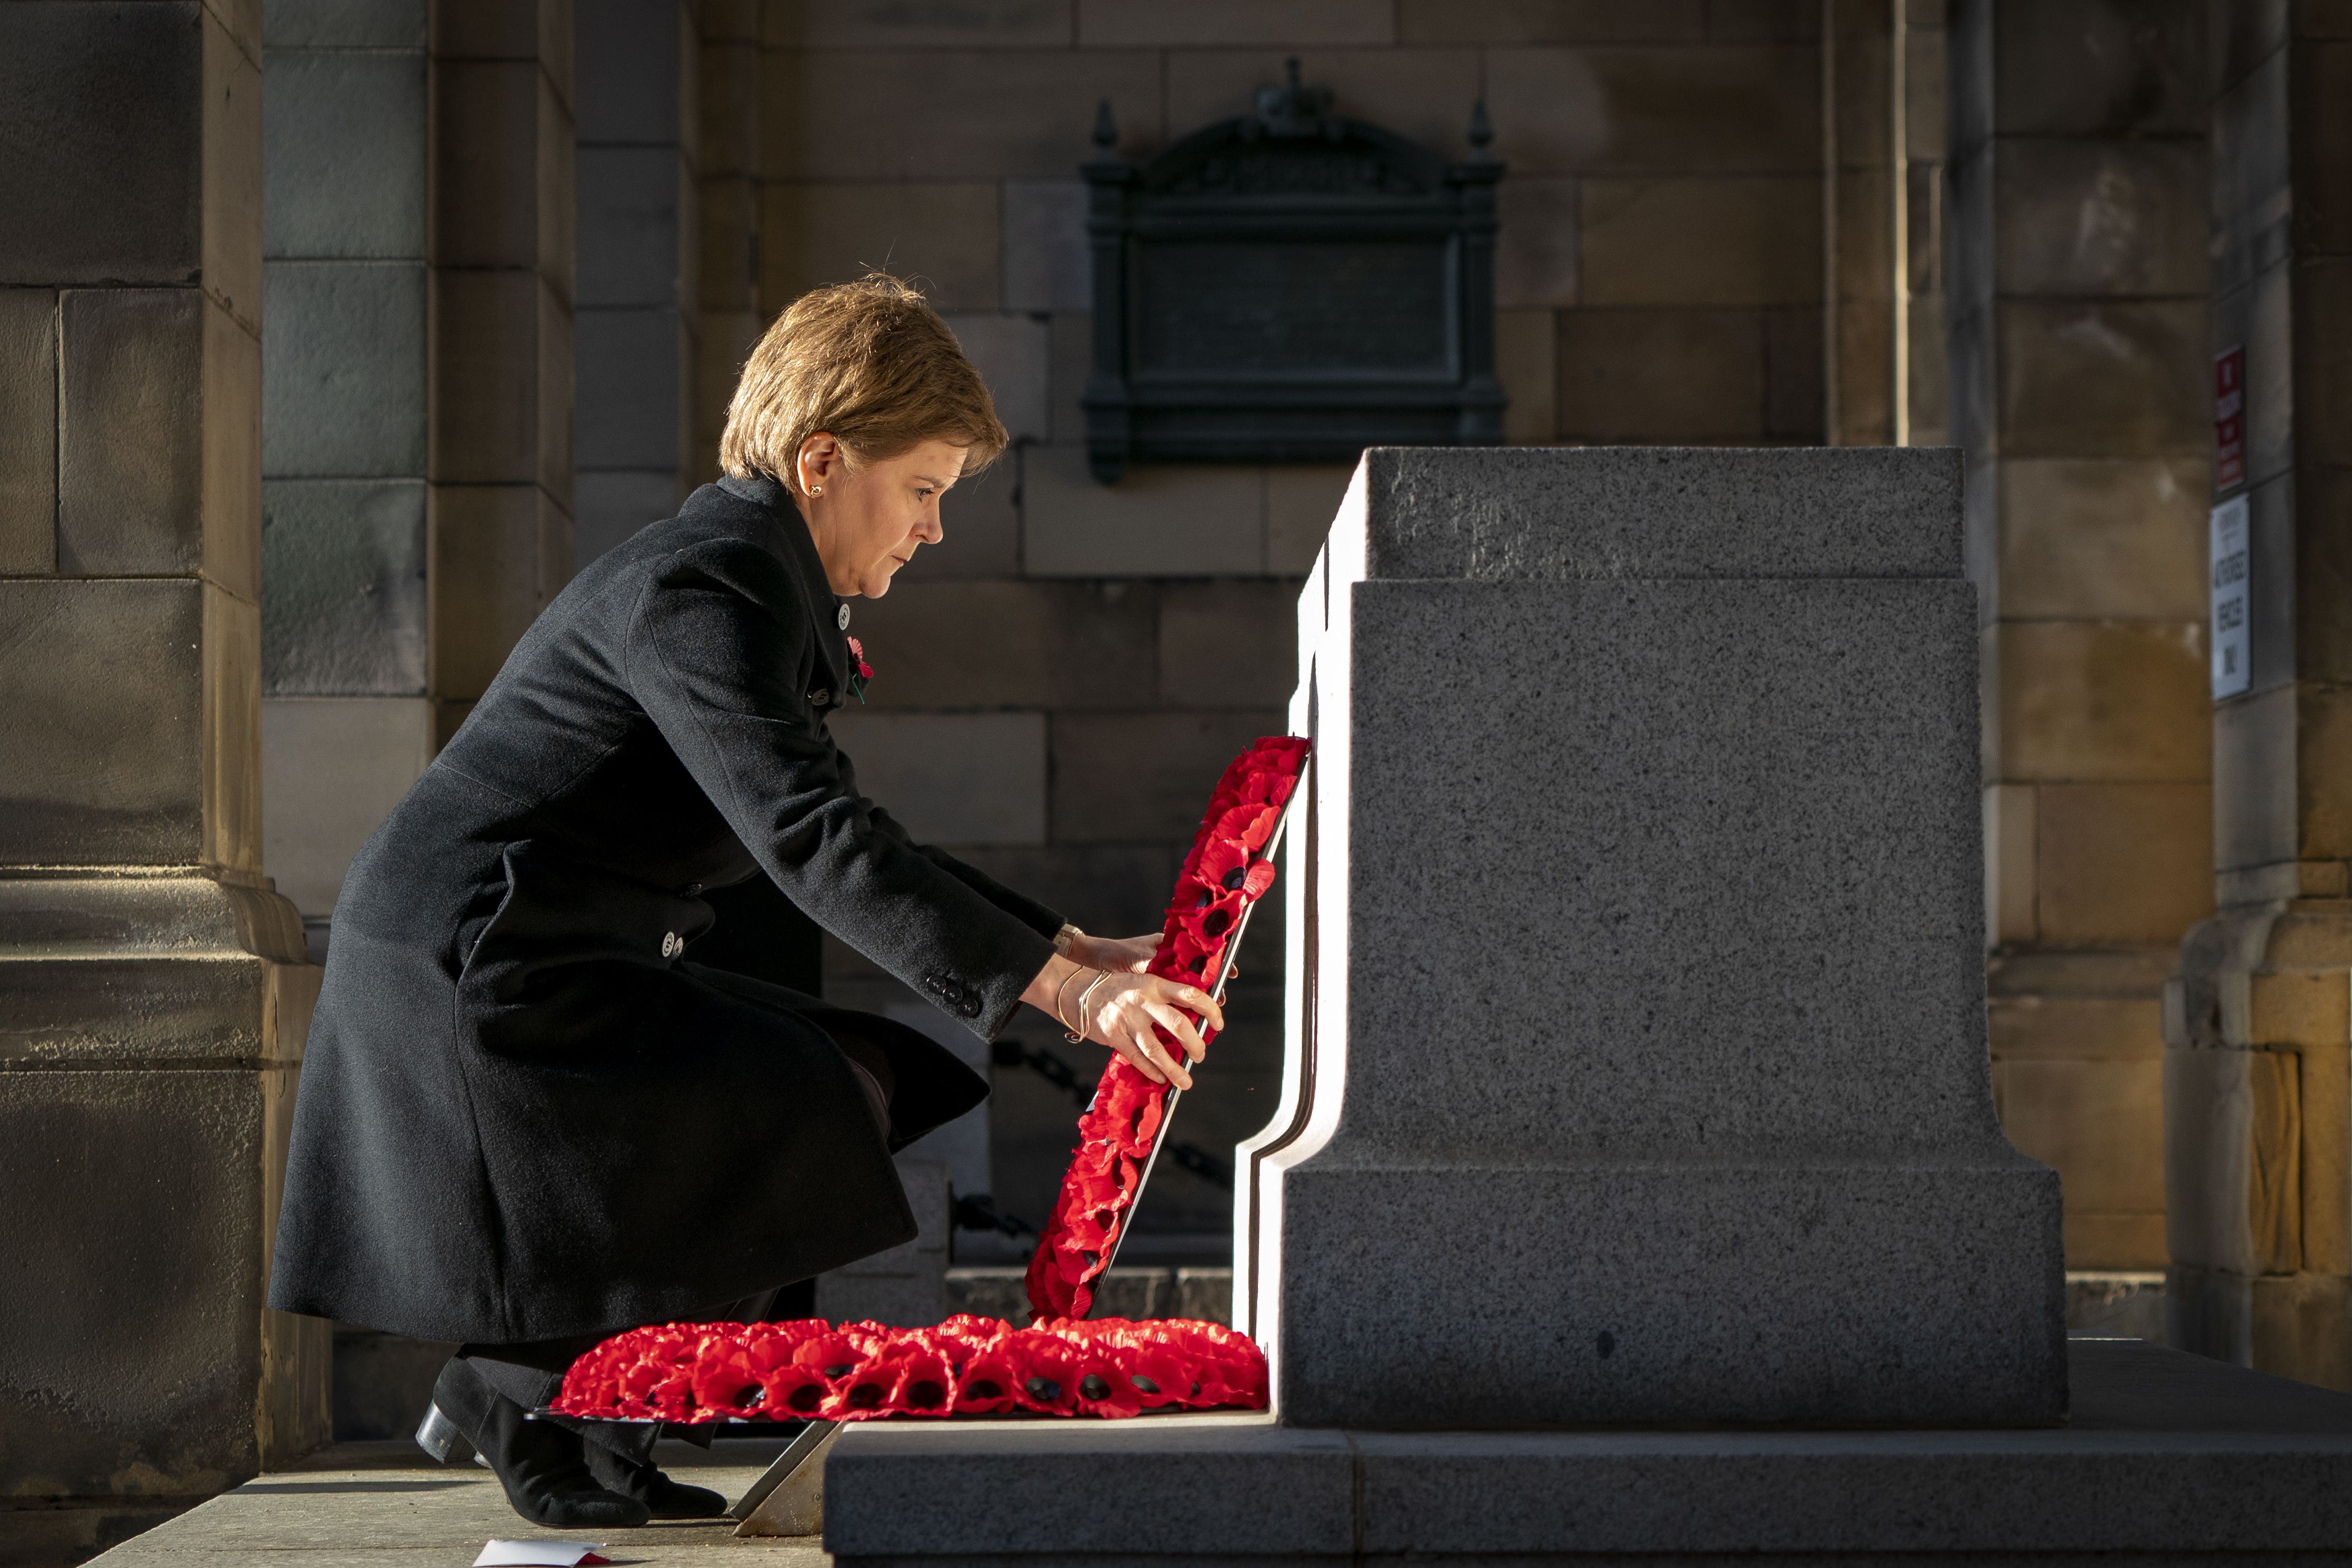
[
  {"xmin": 547, "ymin": 1313, "xmax": 1267, "ymax": 1422},
  {"xmin": 1025, "ymin": 733, "xmax": 1310, "ymax": 1322}
]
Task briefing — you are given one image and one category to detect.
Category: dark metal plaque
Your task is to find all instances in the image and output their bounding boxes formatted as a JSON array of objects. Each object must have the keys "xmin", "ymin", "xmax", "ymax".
[{"xmin": 1082, "ymin": 62, "xmax": 1505, "ymax": 481}]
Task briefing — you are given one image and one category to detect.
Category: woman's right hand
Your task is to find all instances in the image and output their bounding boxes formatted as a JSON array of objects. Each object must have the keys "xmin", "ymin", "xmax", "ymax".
[{"xmin": 1023, "ymin": 956, "xmax": 1224, "ymax": 1090}]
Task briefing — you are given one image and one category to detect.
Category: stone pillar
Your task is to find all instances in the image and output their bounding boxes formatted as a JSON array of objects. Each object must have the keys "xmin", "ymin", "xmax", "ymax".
[
  {"xmin": 1823, "ymin": 0, "xmax": 1950, "ymax": 449},
  {"xmin": 1948, "ymin": 0, "xmax": 2213, "ymax": 1276},
  {"xmin": 0, "ymin": 0, "xmax": 328, "ymax": 1551},
  {"xmin": 429, "ymin": 0, "xmax": 576, "ymax": 747},
  {"xmin": 259, "ymin": 0, "xmax": 434, "ymax": 958},
  {"xmin": 576, "ymin": 0, "xmax": 697, "ymax": 566},
  {"xmin": 2163, "ymin": 3, "xmax": 2352, "ymax": 1389},
  {"xmin": 1238, "ymin": 446, "xmax": 2065, "ymax": 1428}
]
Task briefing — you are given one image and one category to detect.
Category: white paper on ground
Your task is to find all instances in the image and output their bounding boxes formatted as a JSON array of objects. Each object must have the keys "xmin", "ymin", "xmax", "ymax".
[{"xmin": 474, "ymin": 1542, "xmax": 609, "ymax": 1567}]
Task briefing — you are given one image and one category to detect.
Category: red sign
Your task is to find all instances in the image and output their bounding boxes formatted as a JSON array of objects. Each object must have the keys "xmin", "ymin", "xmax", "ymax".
[{"xmin": 2215, "ymin": 346, "xmax": 2245, "ymax": 491}]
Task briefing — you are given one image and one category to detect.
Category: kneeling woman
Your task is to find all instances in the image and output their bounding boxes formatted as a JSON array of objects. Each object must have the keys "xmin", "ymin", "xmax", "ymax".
[{"xmin": 268, "ymin": 275, "xmax": 1220, "ymax": 1528}]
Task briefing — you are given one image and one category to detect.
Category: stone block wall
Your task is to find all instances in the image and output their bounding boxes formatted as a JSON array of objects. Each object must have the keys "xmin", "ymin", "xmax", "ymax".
[
  {"xmin": 259, "ymin": 0, "xmax": 577, "ymax": 953},
  {"xmin": 737, "ymin": 0, "xmax": 1839, "ymax": 1252},
  {"xmin": 575, "ymin": 0, "xmax": 698, "ymax": 566},
  {"xmin": 0, "ymin": 0, "xmax": 329, "ymax": 1552},
  {"xmin": 1950, "ymin": 0, "xmax": 2214, "ymax": 1272}
]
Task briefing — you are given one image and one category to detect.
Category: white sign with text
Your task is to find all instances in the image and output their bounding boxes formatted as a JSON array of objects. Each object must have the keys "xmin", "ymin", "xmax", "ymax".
[{"xmin": 2211, "ymin": 495, "xmax": 2250, "ymax": 700}]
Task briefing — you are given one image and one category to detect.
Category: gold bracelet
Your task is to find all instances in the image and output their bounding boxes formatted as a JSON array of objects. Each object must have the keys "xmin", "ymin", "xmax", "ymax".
[
  {"xmin": 1075, "ymin": 971, "xmax": 1116, "ymax": 1040},
  {"xmin": 1056, "ymin": 967, "xmax": 1092, "ymax": 1042}
]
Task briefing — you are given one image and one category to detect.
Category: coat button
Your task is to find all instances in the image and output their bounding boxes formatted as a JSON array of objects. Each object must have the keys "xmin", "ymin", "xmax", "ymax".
[
  {"xmin": 837, "ymin": 604, "xmax": 852, "ymax": 630},
  {"xmin": 808, "ymin": 687, "xmax": 830, "ymax": 705},
  {"xmin": 662, "ymin": 931, "xmax": 681, "ymax": 958}
]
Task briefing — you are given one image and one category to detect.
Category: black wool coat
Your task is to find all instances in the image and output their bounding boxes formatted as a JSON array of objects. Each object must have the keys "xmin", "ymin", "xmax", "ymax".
[{"xmin": 267, "ymin": 475, "xmax": 1062, "ymax": 1345}]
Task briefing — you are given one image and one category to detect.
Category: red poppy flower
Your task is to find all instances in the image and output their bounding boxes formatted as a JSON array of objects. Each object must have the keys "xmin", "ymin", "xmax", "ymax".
[
  {"xmin": 951, "ymin": 1342, "xmax": 1023, "ymax": 1413},
  {"xmin": 1214, "ymin": 804, "xmax": 1278, "ymax": 853},
  {"xmin": 1242, "ymin": 860, "xmax": 1278, "ymax": 900},
  {"xmin": 1001, "ymin": 1333, "xmax": 1082, "ymax": 1414},
  {"xmin": 846, "ymin": 634, "xmax": 874, "ymax": 681},
  {"xmin": 1194, "ymin": 838, "xmax": 1250, "ymax": 894}
]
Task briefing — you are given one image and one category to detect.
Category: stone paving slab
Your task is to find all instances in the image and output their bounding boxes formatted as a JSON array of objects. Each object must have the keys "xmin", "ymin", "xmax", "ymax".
[{"xmin": 89, "ymin": 1439, "xmax": 824, "ymax": 1568}]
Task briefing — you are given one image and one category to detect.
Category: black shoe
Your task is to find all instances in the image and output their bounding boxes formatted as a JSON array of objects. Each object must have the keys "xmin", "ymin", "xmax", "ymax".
[
  {"xmin": 417, "ymin": 1359, "xmax": 652, "ymax": 1530},
  {"xmin": 582, "ymin": 1437, "xmax": 729, "ymax": 1520}
]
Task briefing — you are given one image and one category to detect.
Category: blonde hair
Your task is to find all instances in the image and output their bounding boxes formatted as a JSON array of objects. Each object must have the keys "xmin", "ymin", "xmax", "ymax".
[{"xmin": 719, "ymin": 274, "xmax": 1008, "ymax": 490}]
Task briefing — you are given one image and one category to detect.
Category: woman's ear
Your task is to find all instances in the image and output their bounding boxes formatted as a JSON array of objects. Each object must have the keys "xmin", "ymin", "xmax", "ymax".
[{"xmin": 797, "ymin": 432, "xmax": 843, "ymax": 497}]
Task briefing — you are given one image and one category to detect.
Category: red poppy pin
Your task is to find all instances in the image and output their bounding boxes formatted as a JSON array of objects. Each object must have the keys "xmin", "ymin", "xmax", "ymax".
[{"xmin": 846, "ymin": 635, "xmax": 874, "ymax": 702}]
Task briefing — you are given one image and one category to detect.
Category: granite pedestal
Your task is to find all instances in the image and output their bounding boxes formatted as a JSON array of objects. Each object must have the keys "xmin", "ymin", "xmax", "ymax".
[
  {"xmin": 822, "ymin": 1339, "xmax": 2352, "ymax": 1567},
  {"xmin": 1237, "ymin": 446, "xmax": 2063, "ymax": 1427}
]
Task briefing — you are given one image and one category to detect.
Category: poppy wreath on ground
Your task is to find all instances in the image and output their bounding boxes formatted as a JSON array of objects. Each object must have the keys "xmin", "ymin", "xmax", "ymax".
[
  {"xmin": 547, "ymin": 1313, "xmax": 1267, "ymax": 1422},
  {"xmin": 1025, "ymin": 735, "xmax": 1310, "ymax": 1322}
]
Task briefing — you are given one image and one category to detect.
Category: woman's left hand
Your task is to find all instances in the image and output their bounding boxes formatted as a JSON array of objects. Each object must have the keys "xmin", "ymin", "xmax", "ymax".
[{"xmin": 1066, "ymin": 931, "xmax": 1160, "ymax": 974}]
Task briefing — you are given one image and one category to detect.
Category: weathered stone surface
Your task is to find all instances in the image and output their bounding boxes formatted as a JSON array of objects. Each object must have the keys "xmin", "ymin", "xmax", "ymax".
[
  {"xmin": 1343, "ymin": 445, "xmax": 1962, "ymax": 582},
  {"xmin": 2033, "ymin": 782, "xmax": 2212, "ymax": 942},
  {"xmin": 1485, "ymin": 44, "xmax": 1819, "ymax": 175},
  {"xmin": 827, "ymin": 711, "xmax": 1048, "ymax": 847},
  {"xmin": 429, "ymin": 270, "xmax": 550, "ymax": 485},
  {"xmin": 1080, "ymin": 0, "xmax": 1392, "ymax": 46},
  {"xmin": 263, "ymin": 0, "xmax": 427, "ymax": 48},
  {"xmin": 0, "ymin": 1068, "xmax": 274, "ymax": 1496},
  {"xmin": 764, "ymin": 0, "xmax": 1072, "ymax": 49},
  {"xmin": 0, "ymin": 3, "xmax": 203, "ymax": 286},
  {"xmin": 427, "ymin": 483, "xmax": 550, "ymax": 697},
  {"xmin": 1400, "ymin": 0, "xmax": 1708, "ymax": 43},
  {"xmin": 1578, "ymin": 175, "xmax": 1821, "ymax": 304},
  {"xmin": 1023, "ymin": 447, "xmax": 1265, "ymax": 577},
  {"xmin": 577, "ymin": 147, "xmax": 685, "ymax": 307},
  {"xmin": 1049, "ymin": 711, "xmax": 1289, "ymax": 844},
  {"xmin": 1494, "ymin": 176, "xmax": 1579, "ymax": 307},
  {"xmin": 759, "ymin": 47, "xmax": 1160, "ymax": 182},
  {"xmin": 1496, "ymin": 306, "xmax": 1558, "ymax": 445},
  {"xmin": 1001, "ymin": 180, "xmax": 1089, "ymax": 313},
  {"xmin": 260, "ymin": 479, "xmax": 428, "ymax": 696},
  {"xmin": 846, "ymin": 580, "xmax": 1156, "ymax": 711},
  {"xmin": 261, "ymin": 263, "xmax": 428, "ymax": 478},
  {"xmin": 1159, "ymin": 582, "xmax": 1301, "ymax": 708},
  {"xmin": 0, "ymin": 286, "xmax": 57, "ymax": 573},
  {"xmin": 1993, "ymin": 299, "xmax": 2209, "ymax": 459},
  {"xmin": 575, "ymin": 0, "xmax": 682, "ymax": 144},
  {"xmin": 259, "ymin": 697, "xmax": 434, "ymax": 918},
  {"xmin": 0, "ymin": 580, "xmax": 205, "ymax": 865},
  {"xmin": 262, "ymin": 48, "xmax": 427, "ymax": 261},
  {"xmin": 1555, "ymin": 305, "xmax": 1765, "ymax": 441},
  {"xmin": 57, "ymin": 288, "xmax": 206, "ymax": 574},
  {"xmin": 576, "ymin": 305, "xmax": 684, "ymax": 469},
  {"xmin": 760, "ymin": 180, "xmax": 1001, "ymax": 313},
  {"xmin": 1984, "ymin": 619, "xmax": 2209, "ymax": 783},
  {"xmin": 940, "ymin": 313, "xmax": 1048, "ymax": 443},
  {"xmin": 574, "ymin": 468, "xmax": 680, "ymax": 567}
]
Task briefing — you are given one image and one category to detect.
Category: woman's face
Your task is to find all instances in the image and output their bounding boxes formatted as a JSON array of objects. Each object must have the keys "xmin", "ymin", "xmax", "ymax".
[{"xmin": 794, "ymin": 434, "xmax": 966, "ymax": 599}]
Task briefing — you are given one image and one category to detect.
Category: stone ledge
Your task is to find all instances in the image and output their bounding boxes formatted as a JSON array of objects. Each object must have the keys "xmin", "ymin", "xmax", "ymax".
[{"xmin": 825, "ymin": 1340, "xmax": 2352, "ymax": 1564}]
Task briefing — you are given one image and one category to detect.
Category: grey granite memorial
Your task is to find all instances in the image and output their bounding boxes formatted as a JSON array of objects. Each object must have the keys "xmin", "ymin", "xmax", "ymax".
[
  {"xmin": 1234, "ymin": 444, "xmax": 2064, "ymax": 1427},
  {"xmin": 815, "ymin": 448, "xmax": 2352, "ymax": 1566}
]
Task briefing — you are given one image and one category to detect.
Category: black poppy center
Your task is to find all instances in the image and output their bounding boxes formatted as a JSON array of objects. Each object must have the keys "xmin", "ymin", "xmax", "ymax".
[
  {"xmin": 1079, "ymin": 1375, "xmax": 1111, "ymax": 1401},
  {"xmin": 1025, "ymin": 1376, "xmax": 1063, "ymax": 1402}
]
